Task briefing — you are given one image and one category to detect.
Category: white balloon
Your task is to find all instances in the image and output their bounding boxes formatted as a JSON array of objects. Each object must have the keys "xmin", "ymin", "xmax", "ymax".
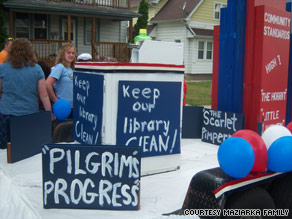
[{"xmin": 262, "ymin": 125, "xmax": 292, "ymax": 149}]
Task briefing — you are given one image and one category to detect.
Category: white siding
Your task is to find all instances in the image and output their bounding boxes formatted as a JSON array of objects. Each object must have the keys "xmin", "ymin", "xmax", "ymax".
[
  {"xmin": 151, "ymin": 21, "xmax": 185, "ymax": 42},
  {"xmin": 76, "ymin": 17, "xmax": 91, "ymax": 55},
  {"xmin": 47, "ymin": 16, "xmax": 128, "ymax": 56},
  {"xmin": 49, "ymin": 15, "xmax": 59, "ymax": 39},
  {"xmin": 188, "ymin": 38, "xmax": 213, "ymax": 74},
  {"xmin": 120, "ymin": 21, "xmax": 128, "ymax": 42},
  {"xmin": 150, "ymin": 22, "xmax": 186, "ymax": 66},
  {"xmin": 190, "ymin": 20, "xmax": 215, "ymax": 30},
  {"xmin": 48, "ymin": 16, "xmax": 91, "ymax": 55},
  {"xmin": 150, "ymin": 21, "xmax": 194, "ymax": 72},
  {"xmin": 187, "ymin": 21, "xmax": 215, "ymax": 75},
  {"xmin": 150, "ymin": 21, "xmax": 213, "ymax": 74},
  {"xmin": 100, "ymin": 20, "xmax": 122, "ymax": 42},
  {"xmin": 77, "ymin": 18, "xmax": 128, "ymax": 55}
]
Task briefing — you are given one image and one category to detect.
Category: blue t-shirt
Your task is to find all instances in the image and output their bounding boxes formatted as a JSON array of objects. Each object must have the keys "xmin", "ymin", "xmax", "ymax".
[
  {"xmin": 49, "ymin": 63, "xmax": 73, "ymax": 105},
  {"xmin": 0, "ymin": 62, "xmax": 44, "ymax": 116}
]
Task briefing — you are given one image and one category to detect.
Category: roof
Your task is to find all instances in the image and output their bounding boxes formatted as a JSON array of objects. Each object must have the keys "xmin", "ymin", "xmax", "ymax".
[
  {"xmin": 150, "ymin": 0, "xmax": 201, "ymax": 22},
  {"xmin": 147, "ymin": 24, "xmax": 157, "ymax": 34},
  {"xmin": 192, "ymin": 28, "xmax": 213, "ymax": 37},
  {"xmin": 4, "ymin": 0, "xmax": 139, "ymax": 20}
]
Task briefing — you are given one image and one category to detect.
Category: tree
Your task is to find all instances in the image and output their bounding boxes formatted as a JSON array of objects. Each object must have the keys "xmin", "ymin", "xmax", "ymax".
[
  {"xmin": 0, "ymin": 0, "xmax": 8, "ymax": 50},
  {"xmin": 133, "ymin": 0, "xmax": 149, "ymax": 38}
]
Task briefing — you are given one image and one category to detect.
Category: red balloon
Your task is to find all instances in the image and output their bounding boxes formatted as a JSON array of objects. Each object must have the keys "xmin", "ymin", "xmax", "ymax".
[
  {"xmin": 286, "ymin": 122, "xmax": 292, "ymax": 134},
  {"xmin": 232, "ymin": 129, "xmax": 268, "ymax": 172}
]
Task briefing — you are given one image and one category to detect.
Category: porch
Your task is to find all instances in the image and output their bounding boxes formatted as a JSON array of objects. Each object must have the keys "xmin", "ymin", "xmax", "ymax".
[
  {"xmin": 31, "ymin": 39, "xmax": 132, "ymax": 66},
  {"xmin": 3, "ymin": 0, "xmax": 138, "ymax": 65},
  {"xmin": 47, "ymin": 0, "xmax": 130, "ymax": 9}
]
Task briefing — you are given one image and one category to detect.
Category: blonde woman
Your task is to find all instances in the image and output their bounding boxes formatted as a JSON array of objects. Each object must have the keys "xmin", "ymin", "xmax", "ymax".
[{"xmin": 46, "ymin": 43, "xmax": 76, "ymax": 106}]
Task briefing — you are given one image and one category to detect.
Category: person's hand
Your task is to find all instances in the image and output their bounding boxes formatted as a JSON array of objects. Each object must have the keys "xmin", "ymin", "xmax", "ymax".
[{"xmin": 51, "ymin": 112, "xmax": 56, "ymax": 121}]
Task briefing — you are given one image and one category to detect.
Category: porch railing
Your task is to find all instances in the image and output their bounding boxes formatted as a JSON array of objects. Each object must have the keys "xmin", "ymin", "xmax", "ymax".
[
  {"xmin": 30, "ymin": 39, "xmax": 131, "ymax": 64},
  {"xmin": 47, "ymin": 0, "xmax": 129, "ymax": 9},
  {"xmin": 93, "ymin": 42, "xmax": 131, "ymax": 62},
  {"xmin": 30, "ymin": 39, "xmax": 67, "ymax": 66}
]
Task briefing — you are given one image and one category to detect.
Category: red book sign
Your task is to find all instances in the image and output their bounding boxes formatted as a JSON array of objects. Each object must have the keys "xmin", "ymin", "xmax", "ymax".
[{"xmin": 253, "ymin": 6, "xmax": 290, "ymax": 131}]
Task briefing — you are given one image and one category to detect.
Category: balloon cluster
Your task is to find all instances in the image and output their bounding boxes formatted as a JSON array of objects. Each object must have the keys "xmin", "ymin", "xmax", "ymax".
[{"xmin": 217, "ymin": 124, "xmax": 292, "ymax": 179}]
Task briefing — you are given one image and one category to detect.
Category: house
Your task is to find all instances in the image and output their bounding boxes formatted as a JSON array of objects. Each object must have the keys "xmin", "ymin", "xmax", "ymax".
[
  {"xmin": 2, "ymin": 0, "xmax": 140, "ymax": 65},
  {"xmin": 147, "ymin": 0, "xmax": 227, "ymax": 80}
]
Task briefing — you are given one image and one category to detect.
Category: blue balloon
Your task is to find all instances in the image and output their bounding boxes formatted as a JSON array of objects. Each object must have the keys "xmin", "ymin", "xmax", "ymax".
[
  {"xmin": 267, "ymin": 136, "xmax": 292, "ymax": 172},
  {"xmin": 218, "ymin": 137, "xmax": 255, "ymax": 179},
  {"xmin": 53, "ymin": 99, "xmax": 72, "ymax": 120}
]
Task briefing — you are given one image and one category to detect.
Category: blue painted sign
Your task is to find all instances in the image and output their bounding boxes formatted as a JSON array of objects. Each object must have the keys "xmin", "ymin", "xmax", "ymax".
[
  {"xmin": 116, "ymin": 81, "xmax": 182, "ymax": 157},
  {"xmin": 201, "ymin": 108, "xmax": 245, "ymax": 145},
  {"xmin": 73, "ymin": 72, "xmax": 104, "ymax": 145},
  {"xmin": 42, "ymin": 144, "xmax": 141, "ymax": 210},
  {"xmin": 9, "ymin": 111, "xmax": 51, "ymax": 163}
]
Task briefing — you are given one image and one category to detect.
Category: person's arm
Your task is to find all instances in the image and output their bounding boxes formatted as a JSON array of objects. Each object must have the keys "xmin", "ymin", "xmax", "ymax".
[
  {"xmin": 39, "ymin": 78, "xmax": 51, "ymax": 110},
  {"xmin": 39, "ymin": 78, "xmax": 55, "ymax": 120},
  {"xmin": 46, "ymin": 76, "xmax": 58, "ymax": 103}
]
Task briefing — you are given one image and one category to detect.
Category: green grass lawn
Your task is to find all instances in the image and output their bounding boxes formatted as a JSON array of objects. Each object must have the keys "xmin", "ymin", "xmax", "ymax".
[{"xmin": 185, "ymin": 81, "xmax": 212, "ymax": 106}]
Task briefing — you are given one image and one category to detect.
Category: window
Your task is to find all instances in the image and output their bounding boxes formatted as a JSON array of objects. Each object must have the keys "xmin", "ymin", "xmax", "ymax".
[
  {"xmin": 175, "ymin": 40, "xmax": 181, "ymax": 43},
  {"xmin": 34, "ymin": 14, "xmax": 47, "ymax": 39},
  {"xmin": 84, "ymin": 18, "xmax": 99, "ymax": 45},
  {"xmin": 214, "ymin": 2, "xmax": 227, "ymax": 20},
  {"xmin": 206, "ymin": 42, "xmax": 213, "ymax": 59},
  {"xmin": 198, "ymin": 41, "xmax": 204, "ymax": 59},
  {"xmin": 15, "ymin": 13, "xmax": 48, "ymax": 39},
  {"xmin": 15, "ymin": 13, "xmax": 29, "ymax": 38},
  {"xmin": 197, "ymin": 41, "xmax": 213, "ymax": 60}
]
